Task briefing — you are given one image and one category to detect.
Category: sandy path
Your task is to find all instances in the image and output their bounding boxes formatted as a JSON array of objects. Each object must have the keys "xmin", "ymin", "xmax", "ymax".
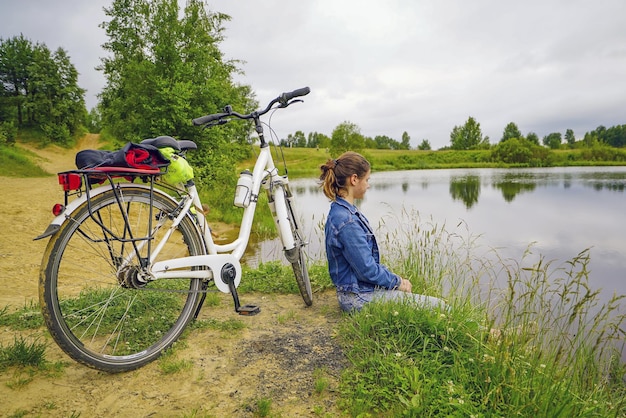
[{"xmin": 0, "ymin": 137, "xmax": 344, "ymax": 417}]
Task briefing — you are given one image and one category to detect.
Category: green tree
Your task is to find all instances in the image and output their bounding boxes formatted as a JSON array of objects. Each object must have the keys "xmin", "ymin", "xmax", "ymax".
[
  {"xmin": 501, "ymin": 122, "xmax": 522, "ymax": 142},
  {"xmin": 306, "ymin": 131, "xmax": 329, "ymax": 149},
  {"xmin": 99, "ymin": 0, "xmax": 255, "ymax": 189},
  {"xmin": 284, "ymin": 130, "xmax": 306, "ymax": 147},
  {"xmin": 417, "ymin": 139, "xmax": 431, "ymax": 150},
  {"xmin": 373, "ymin": 134, "xmax": 397, "ymax": 149},
  {"xmin": 0, "ymin": 35, "xmax": 85, "ymax": 142},
  {"xmin": 565, "ymin": 128, "xmax": 576, "ymax": 147},
  {"xmin": 491, "ymin": 137, "xmax": 550, "ymax": 165},
  {"xmin": 526, "ymin": 132, "xmax": 540, "ymax": 145},
  {"xmin": 543, "ymin": 132, "xmax": 562, "ymax": 149},
  {"xmin": 450, "ymin": 116, "xmax": 488, "ymax": 150},
  {"xmin": 0, "ymin": 34, "xmax": 33, "ymax": 125},
  {"xmin": 330, "ymin": 121, "xmax": 364, "ymax": 155},
  {"xmin": 400, "ymin": 131, "xmax": 411, "ymax": 150}
]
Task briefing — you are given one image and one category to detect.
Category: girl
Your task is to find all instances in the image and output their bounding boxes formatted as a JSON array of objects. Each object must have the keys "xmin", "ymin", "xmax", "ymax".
[{"xmin": 319, "ymin": 151, "xmax": 447, "ymax": 312}]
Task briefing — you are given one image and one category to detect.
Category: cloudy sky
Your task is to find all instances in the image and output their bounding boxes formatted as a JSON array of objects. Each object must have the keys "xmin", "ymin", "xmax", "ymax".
[{"xmin": 2, "ymin": 0, "xmax": 625, "ymax": 148}]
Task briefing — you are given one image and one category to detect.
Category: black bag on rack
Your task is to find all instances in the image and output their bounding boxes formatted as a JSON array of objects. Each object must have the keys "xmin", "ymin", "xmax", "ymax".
[{"xmin": 75, "ymin": 142, "xmax": 170, "ymax": 170}]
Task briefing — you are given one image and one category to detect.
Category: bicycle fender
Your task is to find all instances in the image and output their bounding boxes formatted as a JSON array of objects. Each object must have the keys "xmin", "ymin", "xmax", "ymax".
[{"xmin": 34, "ymin": 184, "xmax": 177, "ymax": 241}]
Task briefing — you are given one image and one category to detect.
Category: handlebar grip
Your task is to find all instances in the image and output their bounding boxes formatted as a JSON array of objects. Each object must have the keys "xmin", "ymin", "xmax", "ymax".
[
  {"xmin": 280, "ymin": 87, "xmax": 310, "ymax": 102},
  {"xmin": 192, "ymin": 113, "xmax": 228, "ymax": 126}
]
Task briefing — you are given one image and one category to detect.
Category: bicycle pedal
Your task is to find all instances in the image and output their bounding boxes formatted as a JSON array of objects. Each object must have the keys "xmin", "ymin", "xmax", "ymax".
[{"xmin": 237, "ymin": 305, "xmax": 260, "ymax": 316}]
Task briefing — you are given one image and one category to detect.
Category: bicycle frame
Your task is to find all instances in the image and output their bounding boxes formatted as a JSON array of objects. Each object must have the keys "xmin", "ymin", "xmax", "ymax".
[{"xmin": 149, "ymin": 143, "xmax": 294, "ymax": 293}]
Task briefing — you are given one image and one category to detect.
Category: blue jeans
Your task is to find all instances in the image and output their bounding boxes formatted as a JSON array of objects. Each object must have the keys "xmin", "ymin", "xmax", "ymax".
[{"xmin": 337, "ymin": 289, "xmax": 447, "ymax": 313}]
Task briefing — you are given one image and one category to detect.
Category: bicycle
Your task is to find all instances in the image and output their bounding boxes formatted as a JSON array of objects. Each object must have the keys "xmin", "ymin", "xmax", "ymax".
[{"xmin": 35, "ymin": 87, "xmax": 312, "ymax": 372}]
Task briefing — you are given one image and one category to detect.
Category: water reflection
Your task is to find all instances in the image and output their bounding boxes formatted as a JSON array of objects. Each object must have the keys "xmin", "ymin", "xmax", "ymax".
[
  {"xmin": 492, "ymin": 174, "xmax": 537, "ymax": 202},
  {"xmin": 449, "ymin": 175, "xmax": 480, "ymax": 208}
]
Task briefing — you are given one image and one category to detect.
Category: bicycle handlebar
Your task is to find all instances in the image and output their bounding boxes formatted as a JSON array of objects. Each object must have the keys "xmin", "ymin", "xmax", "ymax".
[{"xmin": 192, "ymin": 87, "xmax": 310, "ymax": 126}]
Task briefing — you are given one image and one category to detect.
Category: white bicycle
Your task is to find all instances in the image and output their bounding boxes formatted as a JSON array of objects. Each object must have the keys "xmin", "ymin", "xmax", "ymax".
[{"xmin": 35, "ymin": 87, "xmax": 312, "ymax": 372}]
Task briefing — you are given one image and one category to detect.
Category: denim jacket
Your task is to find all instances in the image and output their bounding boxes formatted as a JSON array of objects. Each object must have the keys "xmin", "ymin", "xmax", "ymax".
[{"xmin": 325, "ymin": 197, "xmax": 401, "ymax": 293}]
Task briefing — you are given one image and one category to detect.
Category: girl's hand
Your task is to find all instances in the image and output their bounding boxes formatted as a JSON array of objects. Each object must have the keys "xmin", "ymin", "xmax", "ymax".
[{"xmin": 398, "ymin": 278, "xmax": 412, "ymax": 293}]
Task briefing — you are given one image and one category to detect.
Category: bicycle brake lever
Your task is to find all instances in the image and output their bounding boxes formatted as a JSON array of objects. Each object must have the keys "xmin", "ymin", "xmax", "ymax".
[
  {"xmin": 202, "ymin": 119, "xmax": 229, "ymax": 129},
  {"xmin": 278, "ymin": 99, "xmax": 304, "ymax": 109}
]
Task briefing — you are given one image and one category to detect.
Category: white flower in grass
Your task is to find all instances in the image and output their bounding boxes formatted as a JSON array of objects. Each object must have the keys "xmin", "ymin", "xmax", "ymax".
[
  {"xmin": 395, "ymin": 352, "xmax": 402, "ymax": 358},
  {"xmin": 393, "ymin": 311, "xmax": 399, "ymax": 316}
]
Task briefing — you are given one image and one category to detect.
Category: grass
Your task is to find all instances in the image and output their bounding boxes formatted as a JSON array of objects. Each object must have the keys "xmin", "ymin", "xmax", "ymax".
[
  {"xmin": 3, "ymin": 214, "xmax": 622, "ymax": 415},
  {"xmin": 335, "ymin": 211, "xmax": 626, "ymax": 417},
  {"xmin": 0, "ymin": 144, "xmax": 50, "ymax": 177},
  {"xmin": 0, "ymin": 336, "xmax": 48, "ymax": 370},
  {"xmin": 0, "ymin": 302, "xmax": 44, "ymax": 330},
  {"xmin": 240, "ymin": 261, "xmax": 334, "ymax": 295}
]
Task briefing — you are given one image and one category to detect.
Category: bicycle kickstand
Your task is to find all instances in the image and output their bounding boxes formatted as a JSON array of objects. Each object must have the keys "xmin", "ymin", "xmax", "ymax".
[{"xmin": 221, "ymin": 264, "xmax": 260, "ymax": 316}]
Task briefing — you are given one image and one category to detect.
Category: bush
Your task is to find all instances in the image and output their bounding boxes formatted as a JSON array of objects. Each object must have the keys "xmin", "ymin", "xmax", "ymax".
[
  {"xmin": 0, "ymin": 121, "xmax": 17, "ymax": 145},
  {"xmin": 491, "ymin": 138, "xmax": 551, "ymax": 166}
]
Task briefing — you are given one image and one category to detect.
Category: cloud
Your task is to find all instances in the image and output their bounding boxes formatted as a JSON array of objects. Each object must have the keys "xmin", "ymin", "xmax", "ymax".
[{"xmin": 2, "ymin": 0, "xmax": 625, "ymax": 148}]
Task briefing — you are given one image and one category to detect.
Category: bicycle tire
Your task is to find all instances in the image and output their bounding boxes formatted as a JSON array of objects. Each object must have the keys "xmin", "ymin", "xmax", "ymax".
[
  {"xmin": 39, "ymin": 187, "xmax": 205, "ymax": 372},
  {"xmin": 283, "ymin": 192, "xmax": 313, "ymax": 306}
]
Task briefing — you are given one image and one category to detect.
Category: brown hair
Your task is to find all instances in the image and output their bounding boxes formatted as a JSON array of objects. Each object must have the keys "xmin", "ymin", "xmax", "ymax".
[{"xmin": 319, "ymin": 151, "xmax": 371, "ymax": 201}]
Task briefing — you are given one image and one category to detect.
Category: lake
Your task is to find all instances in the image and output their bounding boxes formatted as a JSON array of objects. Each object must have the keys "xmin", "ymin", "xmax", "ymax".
[{"xmin": 245, "ymin": 166, "xmax": 626, "ymax": 306}]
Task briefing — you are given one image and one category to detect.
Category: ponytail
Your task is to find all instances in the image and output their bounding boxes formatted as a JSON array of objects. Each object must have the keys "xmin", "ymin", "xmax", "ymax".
[{"xmin": 319, "ymin": 151, "xmax": 370, "ymax": 201}]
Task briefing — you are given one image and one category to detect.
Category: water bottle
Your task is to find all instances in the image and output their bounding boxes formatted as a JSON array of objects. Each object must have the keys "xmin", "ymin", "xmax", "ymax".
[{"xmin": 233, "ymin": 170, "xmax": 253, "ymax": 208}]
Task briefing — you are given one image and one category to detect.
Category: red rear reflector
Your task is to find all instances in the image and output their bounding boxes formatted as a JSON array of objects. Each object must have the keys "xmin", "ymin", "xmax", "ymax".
[
  {"xmin": 52, "ymin": 204, "xmax": 65, "ymax": 216},
  {"xmin": 58, "ymin": 173, "xmax": 82, "ymax": 191}
]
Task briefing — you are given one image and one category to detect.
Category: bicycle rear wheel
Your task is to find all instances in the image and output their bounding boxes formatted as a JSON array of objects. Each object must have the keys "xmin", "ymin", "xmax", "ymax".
[
  {"xmin": 39, "ymin": 186, "xmax": 205, "ymax": 372},
  {"xmin": 283, "ymin": 193, "xmax": 313, "ymax": 306}
]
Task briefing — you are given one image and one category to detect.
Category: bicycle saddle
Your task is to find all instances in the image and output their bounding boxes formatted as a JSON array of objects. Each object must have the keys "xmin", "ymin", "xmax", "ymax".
[{"xmin": 141, "ymin": 136, "xmax": 197, "ymax": 151}]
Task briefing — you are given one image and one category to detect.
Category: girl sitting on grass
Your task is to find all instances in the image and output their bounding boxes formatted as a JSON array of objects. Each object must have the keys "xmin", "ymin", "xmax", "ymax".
[{"xmin": 319, "ymin": 151, "xmax": 448, "ymax": 313}]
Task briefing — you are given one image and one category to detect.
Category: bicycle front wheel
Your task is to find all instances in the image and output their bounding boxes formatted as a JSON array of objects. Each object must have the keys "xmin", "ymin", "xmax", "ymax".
[
  {"xmin": 39, "ymin": 187, "xmax": 205, "ymax": 372},
  {"xmin": 283, "ymin": 193, "xmax": 313, "ymax": 306}
]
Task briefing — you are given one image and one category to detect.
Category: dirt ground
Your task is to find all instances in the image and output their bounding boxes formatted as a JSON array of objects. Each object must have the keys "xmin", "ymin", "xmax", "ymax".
[{"xmin": 0, "ymin": 136, "xmax": 346, "ymax": 417}]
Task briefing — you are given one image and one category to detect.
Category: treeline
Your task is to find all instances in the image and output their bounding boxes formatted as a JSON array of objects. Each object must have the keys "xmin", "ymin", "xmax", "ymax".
[
  {"xmin": 282, "ymin": 117, "xmax": 626, "ymax": 166},
  {"xmin": 0, "ymin": 35, "xmax": 86, "ymax": 144}
]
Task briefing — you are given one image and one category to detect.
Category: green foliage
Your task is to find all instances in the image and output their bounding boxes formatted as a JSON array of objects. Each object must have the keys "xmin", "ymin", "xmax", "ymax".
[
  {"xmin": 0, "ymin": 34, "xmax": 86, "ymax": 144},
  {"xmin": 85, "ymin": 107, "xmax": 102, "ymax": 133},
  {"xmin": 0, "ymin": 121, "xmax": 17, "ymax": 144},
  {"xmin": 450, "ymin": 116, "xmax": 490, "ymax": 150},
  {"xmin": 0, "ymin": 302, "xmax": 44, "ymax": 330},
  {"xmin": 543, "ymin": 132, "xmax": 563, "ymax": 149},
  {"xmin": 417, "ymin": 139, "xmax": 431, "ymax": 150},
  {"xmin": 490, "ymin": 137, "xmax": 551, "ymax": 166},
  {"xmin": 329, "ymin": 121, "xmax": 365, "ymax": 156},
  {"xmin": 0, "ymin": 336, "xmax": 47, "ymax": 370},
  {"xmin": 99, "ymin": 0, "xmax": 256, "ymax": 192},
  {"xmin": 239, "ymin": 261, "xmax": 333, "ymax": 294},
  {"xmin": 337, "ymin": 213, "xmax": 626, "ymax": 417},
  {"xmin": 500, "ymin": 121, "xmax": 522, "ymax": 142}
]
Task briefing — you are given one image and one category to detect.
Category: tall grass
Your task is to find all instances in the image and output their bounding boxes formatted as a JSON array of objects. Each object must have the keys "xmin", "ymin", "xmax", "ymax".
[{"xmin": 338, "ymin": 210, "xmax": 626, "ymax": 416}]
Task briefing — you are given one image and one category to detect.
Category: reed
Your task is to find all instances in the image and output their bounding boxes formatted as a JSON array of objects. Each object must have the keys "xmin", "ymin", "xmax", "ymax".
[{"xmin": 338, "ymin": 209, "xmax": 626, "ymax": 416}]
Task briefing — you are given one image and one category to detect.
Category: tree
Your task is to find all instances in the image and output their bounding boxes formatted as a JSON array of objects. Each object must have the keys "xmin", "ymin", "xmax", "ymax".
[
  {"xmin": 99, "ymin": 0, "xmax": 255, "ymax": 189},
  {"xmin": 400, "ymin": 131, "xmax": 411, "ymax": 150},
  {"xmin": 0, "ymin": 34, "xmax": 32, "ymax": 125},
  {"xmin": 501, "ymin": 122, "xmax": 522, "ymax": 142},
  {"xmin": 526, "ymin": 132, "xmax": 540, "ymax": 145},
  {"xmin": 565, "ymin": 129, "xmax": 576, "ymax": 148},
  {"xmin": 450, "ymin": 116, "xmax": 488, "ymax": 150},
  {"xmin": 0, "ymin": 34, "xmax": 85, "ymax": 143},
  {"xmin": 543, "ymin": 132, "xmax": 562, "ymax": 149},
  {"xmin": 373, "ymin": 135, "xmax": 396, "ymax": 149},
  {"xmin": 285, "ymin": 130, "xmax": 306, "ymax": 147},
  {"xmin": 330, "ymin": 121, "xmax": 364, "ymax": 155},
  {"xmin": 306, "ymin": 131, "xmax": 330, "ymax": 148},
  {"xmin": 417, "ymin": 139, "xmax": 431, "ymax": 150}
]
